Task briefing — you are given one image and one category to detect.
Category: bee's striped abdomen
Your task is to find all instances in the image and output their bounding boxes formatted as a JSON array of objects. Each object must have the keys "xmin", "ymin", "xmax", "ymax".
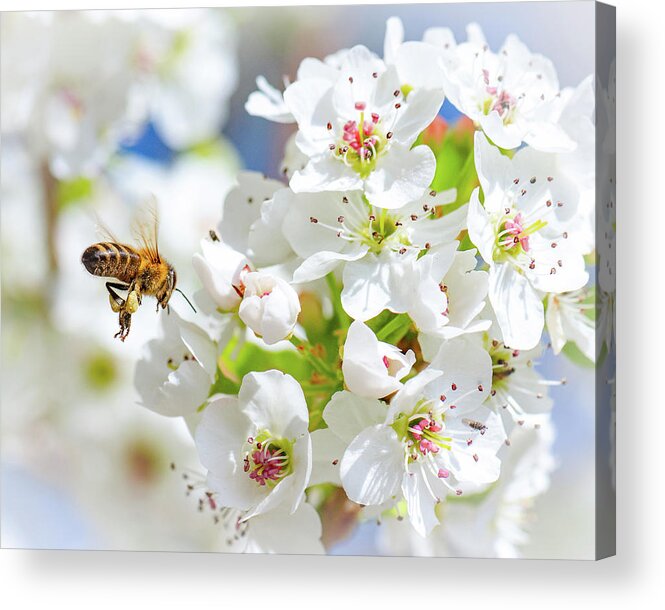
[{"xmin": 81, "ymin": 242, "xmax": 141, "ymax": 284}]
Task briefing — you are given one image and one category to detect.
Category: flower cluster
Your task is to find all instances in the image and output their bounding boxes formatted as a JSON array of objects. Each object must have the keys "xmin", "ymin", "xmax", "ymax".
[{"xmin": 135, "ymin": 18, "xmax": 596, "ymax": 556}]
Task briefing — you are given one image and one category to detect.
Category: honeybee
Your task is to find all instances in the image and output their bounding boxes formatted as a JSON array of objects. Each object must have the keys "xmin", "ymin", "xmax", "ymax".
[{"xmin": 81, "ymin": 209, "xmax": 194, "ymax": 341}]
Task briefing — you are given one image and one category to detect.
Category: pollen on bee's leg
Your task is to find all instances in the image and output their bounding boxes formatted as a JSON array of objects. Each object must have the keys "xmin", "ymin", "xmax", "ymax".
[
  {"xmin": 126, "ymin": 291, "xmax": 140, "ymax": 314},
  {"xmin": 109, "ymin": 293, "xmax": 123, "ymax": 313}
]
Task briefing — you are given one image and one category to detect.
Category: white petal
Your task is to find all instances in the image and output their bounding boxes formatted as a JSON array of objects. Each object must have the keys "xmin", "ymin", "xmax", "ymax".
[
  {"xmin": 383, "ymin": 16, "xmax": 404, "ymax": 65},
  {"xmin": 342, "ymin": 320, "xmax": 404, "ymax": 398},
  {"xmin": 290, "ymin": 156, "xmax": 362, "ymax": 193},
  {"xmin": 245, "ymin": 75, "xmax": 294, "ymax": 123},
  {"xmin": 479, "ymin": 111, "xmax": 524, "ymax": 150},
  {"xmin": 239, "ymin": 370, "xmax": 308, "ymax": 438},
  {"xmin": 283, "ymin": 77, "xmax": 333, "ymax": 130},
  {"xmin": 473, "ymin": 132, "xmax": 512, "ymax": 203},
  {"xmin": 195, "ymin": 396, "xmax": 246, "ymax": 472},
  {"xmin": 341, "ymin": 253, "xmax": 392, "ymax": 321},
  {"xmin": 151, "ymin": 360, "xmax": 212, "ymax": 417},
  {"xmin": 489, "ymin": 263, "xmax": 544, "ymax": 350},
  {"xmin": 195, "ymin": 398, "xmax": 266, "ymax": 511},
  {"xmin": 220, "ymin": 171, "xmax": 282, "ymax": 255},
  {"xmin": 179, "ymin": 318, "xmax": 217, "ymax": 379},
  {"xmin": 391, "ymin": 87, "xmax": 445, "ymax": 145},
  {"xmin": 247, "ymin": 503, "xmax": 324, "ymax": 554},
  {"xmin": 292, "ymin": 246, "xmax": 369, "ymax": 284},
  {"xmin": 466, "ymin": 190, "xmax": 495, "ymax": 265},
  {"xmin": 340, "ymin": 425, "xmax": 404, "ymax": 506},
  {"xmin": 402, "ymin": 463, "xmax": 441, "ymax": 537},
  {"xmin": 427, "ymin": 337, "xmax": 493, "ymax": 413},
  {"xmin": 409, "ymin": 203, "xmax": 466, "ymax": 248},
  {"xmin": 524, "ymin": 121, "xmax": 577, "ymax": 153},
  {"xmin": 364, "ymin": 145, "xmax": 435, "ymax": 209},
  {"xmin": 310, "ymin": 428, "xmax": 346, "ymax": 486},
  {"xmin": 322, "ymin": 390, "xmax": 388, "ymax": 443},
  {"xmin": 388, "ymin": 367, "xmax": 443, "ymax": 420}
]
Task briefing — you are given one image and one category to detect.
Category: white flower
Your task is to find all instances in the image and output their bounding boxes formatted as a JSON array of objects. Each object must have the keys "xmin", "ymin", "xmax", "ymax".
[
  {"xmin": 545, "ymin": 290, "xmax": 595, "ymax": 362},
  {"xmin": 193, "ymin": 238, "xmax": 300, "ymax": 345},
  {"xmin": 192, "ymin": 239, "xmax": 251, "ymax": 312},
  {"xmin": 342, "ymin": 320, "xmax": 415, "ymax": 399},
  {"xmin": 195, "ymin": 370, "xmax": 312, "ymax": 519},
  {"xmin": 284, "ymin": 45, "xmax": 443, "ymax": 208},
  {"xmin": 418, "ymin": 248, "xmax": 491, "ymax": 358},
  {"xmin": 238, "ymin": 271, "xmax": 301, "ymax": 345},
  {"xmin": 134, "ymin": 310, "xmax": 218, "ymax": 417},
  {"xmin": 483, "ymin": 334, "xmax": 554, "ymax": 435},
  {"xmin": 219, "ymin": 172, "xmax": 294, "ymax": 268},
  {"xmin": 134, "ymin": 9, "xmax": 238, "ymax": 149},
  {"xmin": 322, "ymin": 353, "xmax": 502, "ymax": 536},
  {"xmin": 216, "ymin": 503, "xmax": 324, "ymax": 554},
  {"xmin": 246, "ymin": 16, "xmax": 445, "ymax": 129},
  {"xmin": 378, "ymin": 424, "xmax": 556, "ymax": 558},
  {"xmin": 341, "ymin": 244, "xmax": 459, "ymax": 329},
  {"xmin": 468, "ymin": 133, "xmax": 588, "ymax": 349},
  {"xmin": 549, "ymin": 75, "xmax": 596, "ymax": 254},
  {"xmin": 246, "ymin": 75, "xmax": 294, "ymax": 124},
  {"xmin": 282, "ymin": 187, "xmax": 465, "ymax": 323},
  {"xmin": 439, "ymin": 24, "xmax": 575, "ymax": 152},
  {"xmin": 382, "ymin": 16, "xmax": 447, "ymax": 90}
]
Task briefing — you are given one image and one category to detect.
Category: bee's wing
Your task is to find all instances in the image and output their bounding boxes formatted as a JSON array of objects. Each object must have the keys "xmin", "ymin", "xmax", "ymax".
[
  {"xmin": 131, "ymin": 195, "xmax": 161, "ymax": 263},
  {"xmin": 93, "ymin": 212, "xmax": 122, "ymax": 244}
]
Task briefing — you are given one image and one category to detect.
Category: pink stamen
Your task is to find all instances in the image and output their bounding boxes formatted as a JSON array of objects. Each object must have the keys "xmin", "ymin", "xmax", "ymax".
[
  {"xmin": 246, "ymin": 444, "xmax": 286, "ymax": 486},
  {"xmin": 491, "ymin": 90, "xmax": 516, "ymax": 117},
  {"xmin": 500, "ymin": 213, "xmax": 530, "ymax": 252}
]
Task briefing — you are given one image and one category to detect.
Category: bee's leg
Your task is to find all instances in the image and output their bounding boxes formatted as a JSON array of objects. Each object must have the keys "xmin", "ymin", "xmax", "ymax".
[
  {"xmin": 114, "ymin": 310, "xmax": 132, "ymax": 342},
  {"xmin": 106, "ymin": 282, "xmax": 129, "ymax": 313}
]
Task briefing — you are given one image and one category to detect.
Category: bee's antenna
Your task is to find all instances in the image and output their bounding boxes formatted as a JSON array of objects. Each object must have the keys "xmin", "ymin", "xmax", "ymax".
[{"xmin": 175, "ymin": 288, "xmax": 197, "ymax": 313}]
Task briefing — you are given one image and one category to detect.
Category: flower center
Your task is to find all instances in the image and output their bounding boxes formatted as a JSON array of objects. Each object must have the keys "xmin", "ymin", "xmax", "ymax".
[
  {"xmin": 330, "ymin": 103, "xmax": 390, "ymax": 179},
  {"xmin": 493, "ymin": 207, "xmax": 548, "ymax": 264},
  {"xmin": 308, "ymin": 195, "xmax": 438, "ymax": 255},
  {"xmin": 488, "ymin": 339, "xmax": 519, "ymax": 389},
  {"xmin": 408, "ymin": 414, "xmax": 449, "ymax": 456},
  {"xmin": 496, "ymin": 212, "xmax": 549, "ymax": 254},
  {"xmin": 232, "ymin": 264, "xmax": 253, "ymax": 298},
  {"xmin": 482, "ymin": 70, "xmax": 517, "ymax": 123},
  {"xmin": 489, "ymin": 178, "xmax": 571, "ymax": 278},
  {"xmin": 392, "ymin": 402, "xmax": 452, "ymax": 462},
  {"xmin": 166, "ymin": 351, "xmax": 197, "ymax": 371},
  {"xmin": 243, "ymin": 432, "xmax": 292, "ymax": 487}
]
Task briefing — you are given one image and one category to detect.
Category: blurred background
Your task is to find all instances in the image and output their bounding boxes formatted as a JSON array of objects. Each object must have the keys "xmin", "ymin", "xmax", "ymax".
[{"xmin": 1, "ymin": 3, "xmax": 599, "ymax": 558}]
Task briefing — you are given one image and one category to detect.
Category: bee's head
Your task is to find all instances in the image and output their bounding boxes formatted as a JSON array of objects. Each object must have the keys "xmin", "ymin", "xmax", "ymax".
[{"xmin": 158, "ymin": 265, "xmax": 177, "ymax": 308}]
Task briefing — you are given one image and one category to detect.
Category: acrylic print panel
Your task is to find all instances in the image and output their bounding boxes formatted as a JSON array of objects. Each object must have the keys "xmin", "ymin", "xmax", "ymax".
[{"xmin": 0, "ymin": 1, "xmax": 615, "ymax": 559}]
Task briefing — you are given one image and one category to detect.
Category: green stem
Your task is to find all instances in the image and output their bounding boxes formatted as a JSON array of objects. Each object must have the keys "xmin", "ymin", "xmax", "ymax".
[
  {"xmin": 376, "ymin": 313, "xmax": 413, "ymax": 343},
  {"xmin": 325, "ymin": 273, "xmax": 352, "ymax": 330},
  {"xmin": 289, "ymin": 335, "xmax": 335, "ymax": 377}
]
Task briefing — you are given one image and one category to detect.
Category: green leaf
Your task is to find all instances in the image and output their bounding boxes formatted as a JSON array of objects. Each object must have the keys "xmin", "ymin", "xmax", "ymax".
[{"xmin": 56, "ymin": 176, "xmax": 94, "ymax": 209}]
